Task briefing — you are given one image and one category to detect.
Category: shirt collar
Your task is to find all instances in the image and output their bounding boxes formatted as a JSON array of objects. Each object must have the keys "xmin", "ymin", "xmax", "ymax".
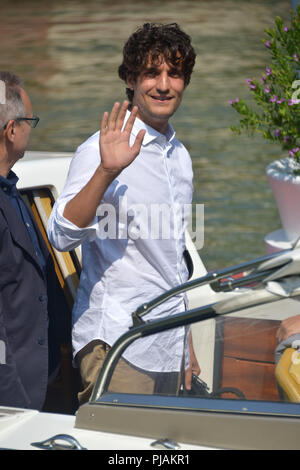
[
  {"xmin": 125, "ymin": 110, "xmax": 176, "ymax": 146},
  {"xmin": 0, "ymin": 170, "xmax": 19, "ymax": 193}
]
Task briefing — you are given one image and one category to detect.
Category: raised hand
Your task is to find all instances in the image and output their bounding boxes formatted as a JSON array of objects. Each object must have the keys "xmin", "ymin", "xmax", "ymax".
[
  {"xmin": 63, "ymin": 101, "xmax": 145, "ymax": 228},
  {"xmin": 99, "ymin": 100, "xmax": 145, "ymax": 176}
]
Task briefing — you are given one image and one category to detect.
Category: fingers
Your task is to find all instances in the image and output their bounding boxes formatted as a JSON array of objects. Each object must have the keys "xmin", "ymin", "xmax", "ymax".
[
  {"xmin": 101, "ymin": 101, "xmax": 131, "ymax": 133},
  {"xmin": 184, "ymin": 368, "xmax": 192, "ymax": 390},
  {"xmin": 131, "ymin": 129, "xmax": 146, "ymax": 155},
  {"xmin": 100, "ymin": 111, "xmax": 109, "ymax": 134},
  {"xmin": 123, "ymin": 105, "xmax": 139, "ymax": 133},
  {"xmin": 100, "ymin": 102, "xmax": 121, "ymax": 133},
  {"xmin": 100, "ymin": 100, "xmax": 144, "ymax": 159},
  {"xmin": 107, "ymin": 101, "xmax": 120, "ymax": 130},
  {"xmin": 116, "ymin": 101, "xmax": 129, "ymax": 131}
]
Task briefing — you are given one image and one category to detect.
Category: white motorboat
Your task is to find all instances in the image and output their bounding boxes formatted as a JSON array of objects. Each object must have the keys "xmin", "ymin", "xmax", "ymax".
[{"xmin": 0, "ymin": 150, "xmax": 300, "ymax": 450}]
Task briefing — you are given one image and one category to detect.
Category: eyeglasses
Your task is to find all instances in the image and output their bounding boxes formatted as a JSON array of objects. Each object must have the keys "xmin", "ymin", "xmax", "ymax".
[{"xmin": 3, "ymin": 115, "xmax": 40, "ymax": 129}]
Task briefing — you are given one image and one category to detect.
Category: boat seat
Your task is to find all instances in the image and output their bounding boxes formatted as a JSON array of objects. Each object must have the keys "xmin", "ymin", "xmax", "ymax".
[
  {"xmin": 275, "ymin": 348, "xmax": 300, "ymax": 403},
  {"xmin": 21, "ymin": 188, "xmax": 81, "ymax": 307}
]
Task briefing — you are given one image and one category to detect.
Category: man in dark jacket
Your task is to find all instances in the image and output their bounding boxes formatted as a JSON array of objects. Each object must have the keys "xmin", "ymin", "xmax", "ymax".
[{"xmin": 0, "ymin": 71, "xmax": 69, "ymax": 410}]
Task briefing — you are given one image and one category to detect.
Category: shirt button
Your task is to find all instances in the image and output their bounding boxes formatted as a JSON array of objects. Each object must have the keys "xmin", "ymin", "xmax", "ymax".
[
  {"xmin": 37, "ymin": 338, "xmax": 45, "ymax": 346},
  {"xmin": 39, "ymin": 294, "xmax": 47, "ymax": 302},
  {"xmin": 26, "ymin": 222, "xmax": 30, "ymax": 228},
  {"xmin": 3, "ymin": 187, "xmax": 7, "ymax": 191}
]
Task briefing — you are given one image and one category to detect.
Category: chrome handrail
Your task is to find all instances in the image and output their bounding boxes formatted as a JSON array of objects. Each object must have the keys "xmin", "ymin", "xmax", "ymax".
[
  {"xmin": 90, "ymin": 243, "xmax": 300, "ymax": 402},
  {"xmin": 131, "ymin": 247, "xmax": 291, "ymax": 327},
  {"xmin": 90, "ymin": 302, "xmax": 218, "ymax": 401}
]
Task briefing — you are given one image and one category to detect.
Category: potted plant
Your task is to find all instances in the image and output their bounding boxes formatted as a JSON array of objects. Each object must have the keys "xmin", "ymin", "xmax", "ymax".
[{"xmin": 230, "ymin": 7, "xmax": 300, "ymax": 244}]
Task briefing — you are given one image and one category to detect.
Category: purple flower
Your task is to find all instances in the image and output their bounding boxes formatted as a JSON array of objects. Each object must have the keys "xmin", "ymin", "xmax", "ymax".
[
  {"xmin": 284, "ymin": 26, "xmax": 288, "ymax": 32},
  {"xmin": 289, "ymin": 148, "xmax": 300, "ymax": 158},
  {"xmin": 265, "ymin": 41, "xmax": 271, "ymax": 48},
  {"xmin": 276, "ymin": 98, "xmax": 285, "ymax": 104},
  {"xmin": 284, "ymin": 135, "xmax": 293, "ymax": 143},
  {"xmin": 270, "ymin": 95, "xmax": 278, "ymax": 103},
  {"xmin": 266, "ymin": 67, "xmax": 272, "ymax": 76},
  {"xmin": 229, "ymin": 97, "xmax": 239, "ymax": 105},
  {"xmin": 246, "ymin": 78, "xmax": 256, "ymax": 90},
  {"xmin": 288, "ymin": 98, "xmax": 300, "ymax": 105},
  {"xmin": 275, "ymin": 129, "xmax": 281, "ymax": 137},
  {"xmin": 264, "ymin": 86, "xmax": 271, "ymax": 93},
  {"xmin": 293, "ymin": 54, "xmax": 299, "ymax": 62}
]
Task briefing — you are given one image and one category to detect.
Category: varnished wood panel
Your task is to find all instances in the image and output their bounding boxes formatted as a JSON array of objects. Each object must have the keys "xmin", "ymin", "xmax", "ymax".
[
  {"xmin": 220, "ymin": 317, "xmax": 281, "ymax": 401},
  {"xmin": 223, "ymin": 317, "xmax": 280, "ymax": 363},
  {"xmin": 222, "ymin": 357, "xmax": 279, "ymax": 401}
]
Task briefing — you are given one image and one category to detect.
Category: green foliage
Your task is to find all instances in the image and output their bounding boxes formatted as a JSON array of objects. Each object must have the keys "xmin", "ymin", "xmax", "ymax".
[{"xmin": 230, "ymin": 6, "xmax": 300, "ymax": 165}]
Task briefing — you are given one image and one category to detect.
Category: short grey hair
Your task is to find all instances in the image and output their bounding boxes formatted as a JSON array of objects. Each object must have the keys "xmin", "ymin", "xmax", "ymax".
[{"xmin": 0, "ymin": 71, "xmax": 26, "ymax": 130}]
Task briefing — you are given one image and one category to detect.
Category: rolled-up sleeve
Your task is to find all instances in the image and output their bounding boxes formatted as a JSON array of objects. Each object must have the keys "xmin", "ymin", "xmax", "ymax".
[{"xmin": 47, "ymin": 134, "xmax": 101, "ymax": 251}]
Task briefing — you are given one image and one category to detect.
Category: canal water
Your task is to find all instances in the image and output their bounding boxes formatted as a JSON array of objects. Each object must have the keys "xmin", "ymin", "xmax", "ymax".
[{"xmin": 0, "ymin": 0, "xmax": 292, "ymax": 270}]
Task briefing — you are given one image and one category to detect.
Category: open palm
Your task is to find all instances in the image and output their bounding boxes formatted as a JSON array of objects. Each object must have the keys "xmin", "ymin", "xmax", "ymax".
[{"xmin": 100, "ymin": 101, "xmax": 145, "ymax": 176}]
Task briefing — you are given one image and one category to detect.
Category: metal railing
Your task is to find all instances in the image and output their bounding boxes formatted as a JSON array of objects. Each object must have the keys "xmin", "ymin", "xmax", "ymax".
[{"xmin": 90, "ymin": 241, "xmax": 300, "ymax": 401}]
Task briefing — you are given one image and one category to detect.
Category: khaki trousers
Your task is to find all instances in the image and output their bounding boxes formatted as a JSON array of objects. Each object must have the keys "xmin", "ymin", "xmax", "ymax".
[
  {"xmin": 76, "ymin": 339, "xmax": 182, "ymax": 405},
  {"xmin": 76, "ymin": 340, "xmax": 156, "ymax": 405}
]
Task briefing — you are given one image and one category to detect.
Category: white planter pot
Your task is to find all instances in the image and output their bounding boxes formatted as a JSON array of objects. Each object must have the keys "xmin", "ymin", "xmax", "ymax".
[{"xmin": 266, "ymin": 158, "xmax": 300, "ymax": 243}]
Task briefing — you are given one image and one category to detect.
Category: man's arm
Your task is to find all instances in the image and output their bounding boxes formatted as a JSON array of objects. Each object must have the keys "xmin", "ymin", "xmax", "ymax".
[
  {"xmin": 276, "ymin": 314, "xmax": 300, "ymax": 343},
  {"xmin": 184, "ymin": 331, "xmax": 201, "ymax": 390},
  {"xmin": 63, "ymin": 101, "xmax": 145, "ymax": 228}
]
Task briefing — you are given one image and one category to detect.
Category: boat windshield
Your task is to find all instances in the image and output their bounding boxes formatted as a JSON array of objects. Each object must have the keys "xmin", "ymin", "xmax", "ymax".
[{"xmin": 92, "ymin": 296, "xmax": 300, "ymax": 406}]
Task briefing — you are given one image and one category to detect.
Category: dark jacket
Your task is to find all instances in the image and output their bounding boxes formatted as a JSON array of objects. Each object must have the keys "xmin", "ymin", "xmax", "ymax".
[{"xmin": 0, "ymin": 188, "xmax": 70, "ymax": 410}]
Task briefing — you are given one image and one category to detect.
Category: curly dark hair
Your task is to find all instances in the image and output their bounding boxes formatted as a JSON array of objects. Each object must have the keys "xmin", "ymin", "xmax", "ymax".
[{"xmin": 118, "ymin": 23, "xmax": 196, "ymax": 102}]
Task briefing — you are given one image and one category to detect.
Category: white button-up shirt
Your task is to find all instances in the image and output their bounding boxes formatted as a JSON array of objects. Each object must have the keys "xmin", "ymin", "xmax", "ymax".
[{"xmin": 48, "ymin": 112, "xmax": 193, "ymax": 372}]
